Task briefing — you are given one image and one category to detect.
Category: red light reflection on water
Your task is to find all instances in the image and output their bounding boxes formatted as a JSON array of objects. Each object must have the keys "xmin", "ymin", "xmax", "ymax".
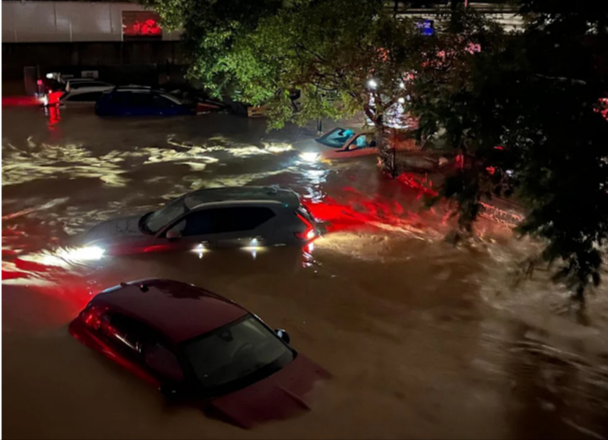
[
  {"xmin": 2, "ymin": 96, "xmax": 40, "ymax": 106},
  {"xmin": 2, "ymin": 224, "xmax": 98, "ymax": 322},
  {"xmin": 304, "ymin": 170, "xmax": 521, "ymax": 235},
  {"xmin": 396, "ymin": 172, "xmax": 438, "ymax": 198},
  {"xmin": 303, "ymin": 173, "xmax": 439, "ymax": 234}
]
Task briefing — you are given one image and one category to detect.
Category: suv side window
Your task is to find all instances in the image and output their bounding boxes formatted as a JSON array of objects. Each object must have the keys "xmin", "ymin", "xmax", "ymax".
[
  {"xmin": 103, "ymin": 313, "xmax": 147, "ymax": 355},
  {"xmin": 111, "ymin": 92, "xmax": 126, "ymax": 104},
  {"xmin": 102, "ymin": 313, "xmax": 184, "ymax": 382},
  {"xmin": 128, "ymin": 92, "xmax": 155, "ymax": 107},
  {"xmin": 151, "ymin": 94, "xmax": 173, "ymax": 108},
  {"xmin": 171, "ymin": 207, "xmax": 275, "ymax": 237}
]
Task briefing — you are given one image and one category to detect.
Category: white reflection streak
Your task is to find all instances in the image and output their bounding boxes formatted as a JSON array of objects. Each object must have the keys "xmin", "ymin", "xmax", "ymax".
[{"xmin": 18, "ymin": 246, "xmax": 105, "ymax": 269}]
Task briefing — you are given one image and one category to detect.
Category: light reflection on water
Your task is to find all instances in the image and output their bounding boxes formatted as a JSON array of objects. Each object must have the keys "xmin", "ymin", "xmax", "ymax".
[{"xmin": 2, "ymin": 108, "xmax": 608, "ymax": 439}]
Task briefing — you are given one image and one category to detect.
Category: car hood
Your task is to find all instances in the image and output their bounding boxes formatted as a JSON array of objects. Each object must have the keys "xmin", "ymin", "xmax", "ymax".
[
  {"xmin": 84, "ymin": 215, "xmax": 146, "ymax": 243},
  {"xmin": 209, "ymin": 354, "xmax": 330, "ymax": 429}
]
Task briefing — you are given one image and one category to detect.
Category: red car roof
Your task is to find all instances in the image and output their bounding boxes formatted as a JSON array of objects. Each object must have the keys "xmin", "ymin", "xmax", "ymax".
[{"xmin": 92, "ymin": 279, "xmax": 248, "ymax": 343}]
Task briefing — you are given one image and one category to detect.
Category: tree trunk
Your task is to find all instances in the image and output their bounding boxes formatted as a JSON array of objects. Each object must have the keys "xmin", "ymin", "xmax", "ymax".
[
  {"xmin": 364, "ymin": 104, "xmax": 397, "ymax": 178},
  {"xmin": 375, "ymin": 118, "xmax": 397, "ymax": 178}
]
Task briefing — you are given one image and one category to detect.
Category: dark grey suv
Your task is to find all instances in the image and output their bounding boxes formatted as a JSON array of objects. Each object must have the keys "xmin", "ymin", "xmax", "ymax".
[{"xmin": 82, "ymin": 187, "xmax": 319, "ymax": 256}]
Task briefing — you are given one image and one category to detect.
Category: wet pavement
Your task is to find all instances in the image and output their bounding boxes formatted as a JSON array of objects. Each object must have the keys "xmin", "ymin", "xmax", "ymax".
[{"xmin": 3, "ymin": 104, "xmax": 608, "ymax": 439}]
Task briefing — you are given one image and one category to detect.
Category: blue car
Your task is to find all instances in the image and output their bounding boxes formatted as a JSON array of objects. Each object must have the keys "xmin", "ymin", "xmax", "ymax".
[{"xmin": 95, "ymin": 87, "xmax": 194, "ymax": 117}]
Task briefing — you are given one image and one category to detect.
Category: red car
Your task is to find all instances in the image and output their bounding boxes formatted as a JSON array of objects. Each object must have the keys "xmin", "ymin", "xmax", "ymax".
[{"xmin": 69, "ymin": 279, "xmax": 329, "ymax": 428}]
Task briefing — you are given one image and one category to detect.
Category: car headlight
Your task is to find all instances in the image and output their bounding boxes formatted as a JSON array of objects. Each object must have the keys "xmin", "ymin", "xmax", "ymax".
[
  {"xmin": 72, "ymin": 246, "xmax": 106, "ymax": 261},
  {"xmin": 300, "ymin": 152, "xmax": 320, "ymax": 163}
]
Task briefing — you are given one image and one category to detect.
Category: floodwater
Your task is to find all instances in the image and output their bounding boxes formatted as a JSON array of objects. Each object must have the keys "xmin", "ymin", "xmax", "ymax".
[{"xmin": 3, "ymin": 104, "xmax": 608, "ymax": 440}]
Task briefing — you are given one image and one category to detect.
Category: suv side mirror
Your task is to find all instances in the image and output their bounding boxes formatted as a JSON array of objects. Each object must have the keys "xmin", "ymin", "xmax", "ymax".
[
  {"xmin": 166, "ymin": 228, "xmax": 181, "ymax": 240},
  {"xmin": 275, "ymin": 329, "xmax": 291, "ymax": 345}
]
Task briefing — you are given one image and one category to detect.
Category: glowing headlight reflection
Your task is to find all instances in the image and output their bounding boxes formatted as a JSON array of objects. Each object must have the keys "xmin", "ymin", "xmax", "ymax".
[
  {"xmin": 67, "ymin": 246, "xmax": 106, "ymax": 261},
  {"xmin": 300, "ymin": 152, "xmax": 320, "ymax": 163},
  {"xmin": 22, "ymin": 245, "xmax": 106, "ymax": 268},
  {"xmin": 192, "ymin": 243, "xmax": 207, "ymax": 259},
  {"xmin": 242, "ymin": 238, "xmax": 265, "ymax": 259}
]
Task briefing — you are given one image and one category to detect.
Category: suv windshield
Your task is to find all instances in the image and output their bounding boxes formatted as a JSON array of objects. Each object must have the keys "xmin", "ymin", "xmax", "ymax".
[
  {"xmin": 182, "ymin": 316, "xmax": 294, "ymax": 393},
  {"xmin": 144, "ymin": 198, "xmax": 188, "ymax": 233}
]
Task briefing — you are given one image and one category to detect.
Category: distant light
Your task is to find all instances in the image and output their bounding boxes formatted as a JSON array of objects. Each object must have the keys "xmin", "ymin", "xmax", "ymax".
[
  {"xmin": 367, "ymin": 79, "xmax": 378, "ymax": 89},
  {"xmin": 398, "ymin": 97, "xmax": 405, "ymax": 104},
  {"xmin": 46, "ymin": 73, "xmax": 54, "ymax": 79},
  {"xmin": 300, "ymin": 152, "xmax": 320, "ymax": 163},
  {"xmin": 399, "ymin": 82, "xmax": 405, "ymax": 89},
  {"xmin": 37, "ymin": 79, "xmax": 43, "ymax": 86}
]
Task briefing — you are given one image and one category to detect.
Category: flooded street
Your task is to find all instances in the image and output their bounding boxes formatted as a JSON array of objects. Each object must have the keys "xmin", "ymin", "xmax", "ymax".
[{"xmin": 3, "ymin": 104, "xmax": 608, "ymax": 439}]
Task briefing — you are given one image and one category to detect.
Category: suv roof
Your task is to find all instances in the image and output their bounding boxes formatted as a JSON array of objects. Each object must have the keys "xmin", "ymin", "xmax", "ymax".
[
  {"xmin": 184, "ymin": 186, "xmax": 300, "ymax": 210},
  {"xmin": 94, "ymin": 279, "xmax": 248, "ymax": 343}
]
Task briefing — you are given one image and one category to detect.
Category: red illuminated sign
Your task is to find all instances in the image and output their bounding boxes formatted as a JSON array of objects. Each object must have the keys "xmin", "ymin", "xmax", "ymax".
[{"xmin": 122, "ymin": 11, "xmax": 162, "ymax": 39}]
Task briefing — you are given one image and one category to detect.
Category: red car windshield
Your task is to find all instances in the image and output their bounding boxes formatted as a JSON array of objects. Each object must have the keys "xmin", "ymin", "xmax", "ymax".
[
  {"xmin": 315, "ymin": 128, "xmax": 356, "ymax": 148},
  {"xmin": 182, "ymin": 315, "xmax": 294, "ymax": 393}
]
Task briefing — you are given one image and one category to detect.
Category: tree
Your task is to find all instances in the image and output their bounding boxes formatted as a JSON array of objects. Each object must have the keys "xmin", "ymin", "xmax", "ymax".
[
  {"xmin": 140, "ymin": 0, "xmax": 283, "ymax": 97},
  {"xmin": 141, "ymin": 0, "xmax": 424, "ymax": 175},
  {"xmin": 409, "ymin": 2, "xmax": 608, "ymax": 302}
]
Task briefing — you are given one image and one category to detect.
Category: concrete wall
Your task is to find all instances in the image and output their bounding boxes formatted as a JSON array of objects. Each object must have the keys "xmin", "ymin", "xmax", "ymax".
[{"xmin": 2, "ymin": 1, "xmax": 181, "ymax": 42}]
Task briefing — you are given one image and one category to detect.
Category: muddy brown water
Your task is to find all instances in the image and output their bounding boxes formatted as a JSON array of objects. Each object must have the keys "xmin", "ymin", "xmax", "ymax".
[{"xmin": 3, "ymin": 105, "xmax": 608, "ymax": 439}]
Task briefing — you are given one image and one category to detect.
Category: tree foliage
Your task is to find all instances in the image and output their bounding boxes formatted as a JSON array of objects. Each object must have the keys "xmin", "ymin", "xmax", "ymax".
[
  {"xmin": 410, "ymin": 2, "xmax": 608, "ymax": 300},
  {"xmin": 140, "ymin": 0, "xmax": 283, "ymax": 97}
]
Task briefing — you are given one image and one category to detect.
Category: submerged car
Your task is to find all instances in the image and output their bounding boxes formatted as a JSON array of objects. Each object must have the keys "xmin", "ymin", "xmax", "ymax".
[
  {"xmin": 95, "ymin": 86, "xmax": 195, "ymax": 117},
  {"xmin": 293, "ymin": 128, "xmax": 377, "ymax": 162},
  {"xmin": 69, "ymin": 279, "xmax": 329, "ymax": 428},
  {"xmin": 293, "ymin": 127, "xmax": 419, "ymax": 162},
  {"xmin": 81, "ymin": 186, "xmax": 319, "ymax": 256}
]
